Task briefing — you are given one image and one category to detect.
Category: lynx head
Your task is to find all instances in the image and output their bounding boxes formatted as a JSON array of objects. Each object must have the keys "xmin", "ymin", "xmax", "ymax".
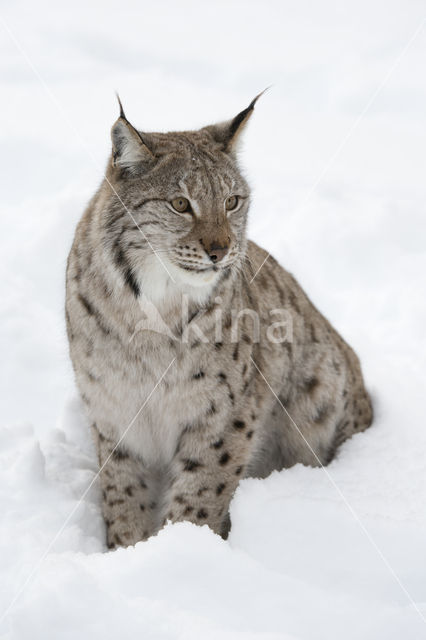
[{"xmin": 102, "ymin": 94, "xmax": 263, "ymax": 304}]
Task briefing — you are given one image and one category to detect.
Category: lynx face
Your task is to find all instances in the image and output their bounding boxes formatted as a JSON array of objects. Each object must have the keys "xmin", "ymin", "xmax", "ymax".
[{"xmin": 101, "ymin": 96, "xmax": 260, "ymax": 300}]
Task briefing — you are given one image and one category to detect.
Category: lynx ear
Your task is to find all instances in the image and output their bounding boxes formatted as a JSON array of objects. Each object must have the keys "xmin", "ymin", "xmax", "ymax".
[
  {"xmin": 205, "ymin": 89, "xmax": 267, "ymax": 153},
  {"xmin": 111, "ymin": 95, "xmax": 154, "ymax": 168}
]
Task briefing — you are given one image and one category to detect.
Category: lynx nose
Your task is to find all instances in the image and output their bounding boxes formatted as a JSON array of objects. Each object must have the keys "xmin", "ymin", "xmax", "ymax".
[{"xmin": 207, "ymin": 242, "xmax": 229, "ymax": 263}]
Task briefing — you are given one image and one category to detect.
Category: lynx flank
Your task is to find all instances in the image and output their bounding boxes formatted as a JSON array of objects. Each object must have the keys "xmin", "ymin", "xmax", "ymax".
[{"xmin": 66, "ymin": 95, "xmax": 373, "ymax": 548}]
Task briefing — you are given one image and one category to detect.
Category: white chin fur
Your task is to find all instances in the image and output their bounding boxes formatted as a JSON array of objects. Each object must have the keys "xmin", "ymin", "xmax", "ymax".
[
  {"xmin": 138, "ymin": 254, "xmax": 220, "ymax": 307},
  {"xmin": 168, "ymin": 261, "xmax": 219, "ymax": 287}
]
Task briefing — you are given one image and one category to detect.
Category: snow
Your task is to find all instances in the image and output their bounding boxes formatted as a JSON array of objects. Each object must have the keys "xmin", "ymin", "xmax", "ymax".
[{"xmin": 1, "ymin": 0, "xmax": 426, "ymax": 637}]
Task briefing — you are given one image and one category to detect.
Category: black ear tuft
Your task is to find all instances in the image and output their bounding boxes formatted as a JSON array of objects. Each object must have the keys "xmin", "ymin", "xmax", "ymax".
[
  {"xmin": 205, "ymin": 88, "xmax": 269, "ymax": 153},
  {"xmin": 111, "ymin": 94, "xmax": 155, "ymax": 169},
  {"xmin": 116, "ymin": 92, "xmax": 126, "ymax": 120},
  {"xmin": 228, "ymin": 88, "xmax": 269, "ymax": 141}
]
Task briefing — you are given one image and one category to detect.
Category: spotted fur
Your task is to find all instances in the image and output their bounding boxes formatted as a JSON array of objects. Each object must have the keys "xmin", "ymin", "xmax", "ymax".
[{"xmin": 66, "ymin": 97, "xmax": 373, "ymax": 548}]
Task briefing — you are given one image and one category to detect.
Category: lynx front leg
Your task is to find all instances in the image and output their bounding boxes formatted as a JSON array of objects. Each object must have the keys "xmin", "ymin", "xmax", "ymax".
[
  {"xmin": 92, "ymin": 426, "xmax": 156, "ymax": 549},
  {"xmin": 166, "ymin": 421, "xmax": 254, "ymax": 538}
]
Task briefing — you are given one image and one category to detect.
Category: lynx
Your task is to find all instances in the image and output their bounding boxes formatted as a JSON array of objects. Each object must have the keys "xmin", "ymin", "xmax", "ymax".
[{"xmin": 65, "ymin": 95, "xmax": 373, "ymax": 548}]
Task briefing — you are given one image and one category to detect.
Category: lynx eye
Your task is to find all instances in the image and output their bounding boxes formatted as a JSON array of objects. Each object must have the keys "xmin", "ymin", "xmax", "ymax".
[
  {"xmin": 171, "ymin": 197, "xmax": 190, "ymax": 213},
  {"xmin": 225, "ymin": 195, "xmax": 239, "ymax": 211}
]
